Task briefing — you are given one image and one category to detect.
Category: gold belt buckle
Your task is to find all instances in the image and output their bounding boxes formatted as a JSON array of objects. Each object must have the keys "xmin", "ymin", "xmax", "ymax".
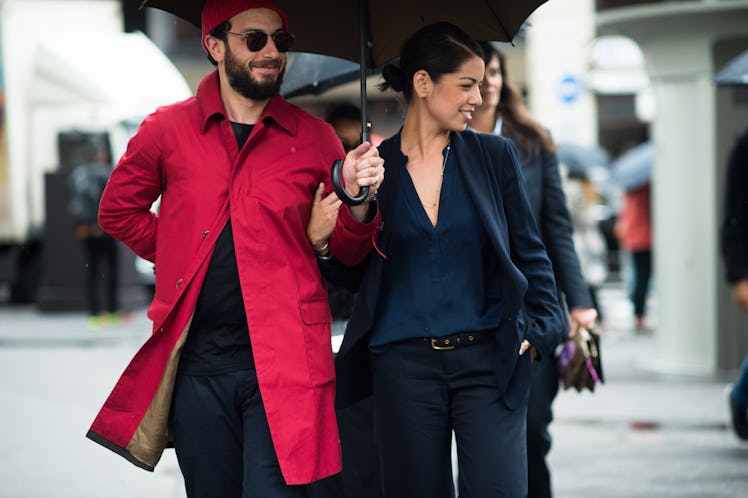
[{"xmin": 430, "ymin": 338, "xmax": 455, "ymax": 351}]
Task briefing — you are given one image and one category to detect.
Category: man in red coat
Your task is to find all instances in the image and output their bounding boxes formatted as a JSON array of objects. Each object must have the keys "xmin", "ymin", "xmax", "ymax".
[{"xmin": 86, "ymin": 1, "xmax": 384, "ymax": 496}]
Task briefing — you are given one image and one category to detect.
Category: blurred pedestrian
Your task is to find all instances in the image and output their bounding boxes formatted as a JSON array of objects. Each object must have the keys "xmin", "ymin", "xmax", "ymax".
[
  {"xmin": 472, "ymin": 42, "xmax": 598, "ymax": 498},
  {"xmin": 67, "ymin": 144, "xmax": 119, "ymax": 329},
  {"xmin": 564, "ymin": 169, "xmax": 608, "ymax": 324},
  {"xmin": 720, "ymin": 126, "xmax": 748, "ymax": 441},
  {"xmin": 615, "ymin": 180, "xmax": 653, "ymax": 332},
  {"xmin": 324, "ymin": 101, "xmax": 384, "ymax": 153},
  {"xmin": 336, "ymin": 22, "xmax": 564, "ymax": 498},
  {"xmin": 86, "ymin": 1, "xmax": 384, "ymax": 497}
]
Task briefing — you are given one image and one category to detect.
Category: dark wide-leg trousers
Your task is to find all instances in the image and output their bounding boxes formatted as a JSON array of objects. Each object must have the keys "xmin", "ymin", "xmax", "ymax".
[
  {"xmin": 526, "ymin": 351, "xmax": 561, "ymax": 498},
  {"xmin": 370, "ymin": 340, "xmax": 529, "ymax": 498},
  {"xmin": 170, "ymin": 369, "xmax": 310, "ymax": 498}
]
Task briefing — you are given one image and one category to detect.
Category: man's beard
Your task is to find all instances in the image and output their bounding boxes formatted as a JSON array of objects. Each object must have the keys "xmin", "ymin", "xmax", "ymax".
[{"xmin": 225, "ymin": 45, "xmax": 285, "ymax": 100}]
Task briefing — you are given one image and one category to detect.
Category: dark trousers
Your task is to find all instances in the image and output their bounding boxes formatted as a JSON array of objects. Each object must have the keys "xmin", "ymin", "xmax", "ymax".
[
  {"xmin": 82, "ymin": 235, "xmax": 118, "ymax": 316},
  {"xmin": 170, "ymin": 370, "xmax": 310, "ymax": 498},
  {"xmin": 526, "ymin": 353, "xmax": 561, "ymax": 498},
  {"xmin": 630, "ymin": 249, "xmax": 652, "ymax": 318},
  {"xmin": 370, "ymin": 340, "xmax": 529, "ymax": 498},
  {"xmin": 308, "ymin": 396, "xmax": 382, "ymax": 498}
]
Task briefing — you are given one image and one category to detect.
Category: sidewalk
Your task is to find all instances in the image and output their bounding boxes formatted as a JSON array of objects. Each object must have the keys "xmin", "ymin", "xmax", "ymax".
[
  {"xmin": 548, "ymin": 282, "xmax": 748, "ymax": 498},
  {"xmin": 0, "ymin": 282, "xmax": 746, "ymax": 497}
]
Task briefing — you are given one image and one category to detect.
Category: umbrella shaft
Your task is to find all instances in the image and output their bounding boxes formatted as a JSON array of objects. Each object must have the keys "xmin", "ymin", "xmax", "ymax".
[{"xmin": 359, "ymin": 0, "xmax": 370, "ymax": 143}]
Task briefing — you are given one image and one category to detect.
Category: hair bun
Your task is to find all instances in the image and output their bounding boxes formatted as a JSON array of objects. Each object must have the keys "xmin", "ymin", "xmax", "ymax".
[{"xmin": 381, "ymin": 63, "xmax": 405, "ymax": 93}]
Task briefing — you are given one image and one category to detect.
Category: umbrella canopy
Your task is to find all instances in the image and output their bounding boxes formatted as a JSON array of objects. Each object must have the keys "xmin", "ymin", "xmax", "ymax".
[
  {"xmin": 142, "ymin": 0, "xmax": 546, "ymax": 67},
  {"xmin": 714, "ymin": 49, "xmax": 748, "ymax": 87},
  {"xmin": 608, "ymin": 141, "xmax": 653, "ymax": 192},
  {"xmin": 557, "ymin": 143, "xmax": 610, "ymax": 176},
  {"xmin": 281, "ymin": 53, "xmax": 380, "ymax": 99}
]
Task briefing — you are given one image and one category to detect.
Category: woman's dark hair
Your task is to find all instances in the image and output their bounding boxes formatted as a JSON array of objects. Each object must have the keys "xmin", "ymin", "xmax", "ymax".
[
  {"xmin": 379, "ymin": 22, "xmax": 484, "ymax": 102},
  {"xmin": 478, "ymin": 41, "xmax": 555, "ymax": 158}
]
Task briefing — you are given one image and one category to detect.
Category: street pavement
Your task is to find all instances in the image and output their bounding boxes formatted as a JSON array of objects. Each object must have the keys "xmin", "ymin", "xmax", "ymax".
[{"xmin": 0, "ymin": 282, "xmax": 746, "ymax": 497}]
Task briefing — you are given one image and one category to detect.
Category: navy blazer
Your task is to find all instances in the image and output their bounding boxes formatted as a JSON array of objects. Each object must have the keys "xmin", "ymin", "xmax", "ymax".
[
  {"xmin": 334, "ymin": 129, "xmax": 565, "ymax": 409},
  {"xmin": 517, "ymin": 138, "xmax": 593, "ymax": 312}
]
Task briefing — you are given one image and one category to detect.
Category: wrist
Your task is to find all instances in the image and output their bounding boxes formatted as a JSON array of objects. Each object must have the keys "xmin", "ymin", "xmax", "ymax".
[{"xmin": 313, "ymin": 240, "xmax": 330, "ymax": 255}]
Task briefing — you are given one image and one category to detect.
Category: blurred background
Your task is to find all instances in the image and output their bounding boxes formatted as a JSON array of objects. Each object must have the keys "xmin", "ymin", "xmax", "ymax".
[{"xmin": 0, "ymin": 1, "xmax": 747, "ymax": 496}]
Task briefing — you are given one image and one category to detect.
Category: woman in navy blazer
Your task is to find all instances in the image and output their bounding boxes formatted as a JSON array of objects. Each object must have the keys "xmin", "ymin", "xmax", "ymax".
[
  {"xmin": 471, "ymin": 43, "xmax": 599, "ymax": 498},
  {"xmin": 333, "ymin": 23, "xmax": 564, "ymax": 498}
]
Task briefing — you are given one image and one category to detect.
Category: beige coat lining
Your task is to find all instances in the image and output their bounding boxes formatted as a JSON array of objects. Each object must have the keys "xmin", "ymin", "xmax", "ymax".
[{"xmin": 126, "ymin": 316, "xmax": 192, "ymax": 467}]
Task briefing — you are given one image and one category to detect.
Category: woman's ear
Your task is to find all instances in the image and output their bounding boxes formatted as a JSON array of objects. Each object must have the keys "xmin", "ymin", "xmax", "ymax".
[
  {"xmin": 204, "ymin": 34, "xmax": 225, "ymax": 63},
  {"xmin": 413, "ymin": 70, "xmax": 431, "ymax": 98}
]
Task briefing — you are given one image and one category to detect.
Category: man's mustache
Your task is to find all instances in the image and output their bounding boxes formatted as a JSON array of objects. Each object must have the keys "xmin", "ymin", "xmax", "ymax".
[{"xmin": 251, "ymin": 60, "xmax": 282, "ymax": 69}]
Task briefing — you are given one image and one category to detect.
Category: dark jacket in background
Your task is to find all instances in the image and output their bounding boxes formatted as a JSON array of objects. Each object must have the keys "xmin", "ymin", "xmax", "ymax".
[
  {"xmin": 504, "ymin": 127, "xmax": 593, "ymax": 316},
  {"xmin": 721, "ymin": 127, "xmax": 748, "ymax": 284}
]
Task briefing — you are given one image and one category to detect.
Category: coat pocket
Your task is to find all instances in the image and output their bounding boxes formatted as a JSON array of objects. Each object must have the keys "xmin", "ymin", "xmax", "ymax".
[
  {"xmin": 147, "ymin": 297, "xmax": 172, "ymax": 333},
  {"xmin": 299, "ymin": 299, "xmax": 335, "ymax": 387}
]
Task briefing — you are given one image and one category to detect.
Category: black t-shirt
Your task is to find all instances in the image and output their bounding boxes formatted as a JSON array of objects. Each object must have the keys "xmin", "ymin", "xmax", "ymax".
[{"xmin": 177, "ymin": 122, "xmax": 255, "ymax": 375}]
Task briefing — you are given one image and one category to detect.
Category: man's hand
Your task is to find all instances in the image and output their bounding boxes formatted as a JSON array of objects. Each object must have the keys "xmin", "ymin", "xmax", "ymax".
[
  {"xmin": 732, "ymin": 279, "xmax": 748, "ymax": 311},
  {"xmin": 306, "ymin": 183, "xmax": 341, "ymax": 251},
  {"xmin": 342, "ymin": 142, "xmax": 384, "ymax": 197},
  {"xmin": 568, "ymin": 307, "xmax": 598, "ymax": 337},
  {"xmin": 341, "ymin": 141, "xmax": 385, "ymax": 222}
]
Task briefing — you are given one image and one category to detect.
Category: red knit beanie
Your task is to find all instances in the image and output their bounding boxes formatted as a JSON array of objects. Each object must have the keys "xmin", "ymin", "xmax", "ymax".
[{"xmin": 201, "ymin": 0, "xmax": 289, "ymax": 50}]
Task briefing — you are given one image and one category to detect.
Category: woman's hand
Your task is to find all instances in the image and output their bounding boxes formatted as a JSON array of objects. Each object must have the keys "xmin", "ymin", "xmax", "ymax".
[
  {"xmin": 732, "ymin": 279, "xmax": 748, "ymax": 311},
  {"xmin": 519, "ymin": 339, "xmax": 537, "ymax": 360},
  {"xmin": 306, "ymin": 183, "xmax": 342, "ymax": 251},
  {"xmin": 568, "ymin": 307, "xmax": 598, "ymax": 337}
]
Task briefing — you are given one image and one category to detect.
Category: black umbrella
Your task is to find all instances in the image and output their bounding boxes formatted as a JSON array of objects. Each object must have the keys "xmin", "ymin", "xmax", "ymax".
[
  {"xmin": 281, "ymin": 53, "xmax": 382, "ymax": 99},
  {"xmin": 142, "ymin": 0, "xmax": 548, "ymax": 203},
  {"xmin": 714, "ymin": 49, "xmax": 748, "ymax": 87}
]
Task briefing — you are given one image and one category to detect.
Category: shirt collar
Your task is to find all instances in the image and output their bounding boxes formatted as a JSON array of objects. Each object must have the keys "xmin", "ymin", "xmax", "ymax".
[{"xmin": 196, "ymin": 70, "xmax": 297, "ymax": 136}]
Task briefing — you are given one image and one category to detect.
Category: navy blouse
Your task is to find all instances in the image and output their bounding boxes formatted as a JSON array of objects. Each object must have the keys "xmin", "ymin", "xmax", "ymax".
[{"xmin": 369, "ymin": 139, "xmax": 503, "ymax": 348}]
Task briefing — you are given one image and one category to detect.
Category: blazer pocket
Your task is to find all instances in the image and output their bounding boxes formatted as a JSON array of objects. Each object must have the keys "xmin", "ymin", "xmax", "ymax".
[{"xmin": 299, "ymin": 299, "xmax": 335, "ymax": 387}]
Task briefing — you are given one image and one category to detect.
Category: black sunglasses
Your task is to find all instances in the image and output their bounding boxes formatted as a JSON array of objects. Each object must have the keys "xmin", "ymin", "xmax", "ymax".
[{"xmin": 224, "ymin": 30, "xmax": 295, "ymax": 53}]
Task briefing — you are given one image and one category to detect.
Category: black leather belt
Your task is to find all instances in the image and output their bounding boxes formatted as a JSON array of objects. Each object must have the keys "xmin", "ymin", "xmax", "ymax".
[{"xmin": 410, "ymin": 330, "xmax": 495, "ymax": 351}]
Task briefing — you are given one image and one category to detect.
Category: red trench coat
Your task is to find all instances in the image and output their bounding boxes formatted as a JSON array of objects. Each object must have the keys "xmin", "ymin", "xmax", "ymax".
[{"xmin": 86, "ymin": 71, "xmax": 381, "ymax": 485}]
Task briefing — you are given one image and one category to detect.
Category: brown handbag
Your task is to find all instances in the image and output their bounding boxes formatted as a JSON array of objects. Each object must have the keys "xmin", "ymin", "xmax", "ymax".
[{"xmin": 557, "ymin": 327, "xmax": 604, "ymax": 392}]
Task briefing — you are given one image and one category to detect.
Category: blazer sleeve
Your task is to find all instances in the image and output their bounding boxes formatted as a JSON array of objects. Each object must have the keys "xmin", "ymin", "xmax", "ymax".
[
  {"xmin": 499, "ymin": 140, "xmax": 566, "ymax": 358},
  {"xmin": 538, "ymin": 148, "xmax": 594, "ymax": 310}
]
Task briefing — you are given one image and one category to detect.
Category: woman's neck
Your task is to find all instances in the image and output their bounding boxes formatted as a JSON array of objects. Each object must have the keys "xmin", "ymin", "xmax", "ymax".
[
  {"xmin": 471, "ymin": 105, "xmax": 497, "ymax": 134},
  {"xmin": 400, "ymin": 114, "xmax": 450, "ymax": 161}
]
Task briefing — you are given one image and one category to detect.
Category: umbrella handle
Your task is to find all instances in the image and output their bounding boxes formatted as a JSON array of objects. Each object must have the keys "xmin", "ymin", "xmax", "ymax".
[{"xmin": 331, "ymin": 159, "xmax": 370, "ymax": 206}]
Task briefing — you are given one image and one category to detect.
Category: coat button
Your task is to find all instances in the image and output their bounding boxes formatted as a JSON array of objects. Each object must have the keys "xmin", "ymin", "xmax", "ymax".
[
  {"xmin": 176, "ymin": 278, "xmax": 183, "ymax": 289},
  {"xmin": 202, "ymin": 230, "xmax": 209, "ymax": 238}
]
